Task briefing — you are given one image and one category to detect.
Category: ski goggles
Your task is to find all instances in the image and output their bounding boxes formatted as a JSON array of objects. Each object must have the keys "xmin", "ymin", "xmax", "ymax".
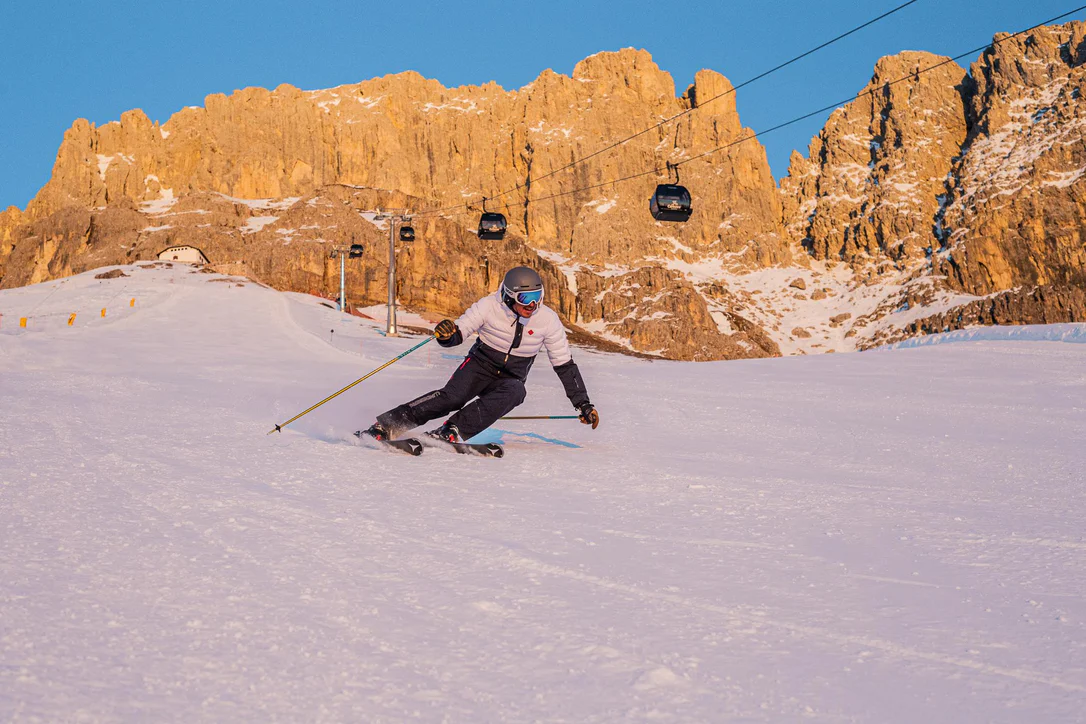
[{"xmin": 509, "ymin": 288, "xmax": 544, "ymax": 307}]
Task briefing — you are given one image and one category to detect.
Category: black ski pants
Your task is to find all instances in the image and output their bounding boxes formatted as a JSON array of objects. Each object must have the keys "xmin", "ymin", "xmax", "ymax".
[{"xmin": 376, "ymin": 356, "xmax": 526, "ymax": 440}]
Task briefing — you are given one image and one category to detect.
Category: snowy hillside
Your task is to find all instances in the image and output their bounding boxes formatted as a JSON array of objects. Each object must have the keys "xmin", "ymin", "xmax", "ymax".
[{"xmin": 2, "ymin": 264, "xmax": 1085, "ymax": 722}]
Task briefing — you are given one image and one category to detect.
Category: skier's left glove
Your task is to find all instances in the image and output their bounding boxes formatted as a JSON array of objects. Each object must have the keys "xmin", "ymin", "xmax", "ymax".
[{"xmin": 578, "ymin": 402, "xmax": 599, "ymax": 429}]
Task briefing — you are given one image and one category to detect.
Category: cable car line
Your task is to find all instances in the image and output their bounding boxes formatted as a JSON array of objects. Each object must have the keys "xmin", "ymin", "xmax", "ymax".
[
  {"xmin": 673, "ymin": 3, "xmax": 1086, "ymax": 170},
  {"xmin": 409, "ymin": 0, "xmax": 923, "ymax": 220},
  {"xmin": 401, "ymin": 2, "xmax": 1086, "ymax": 238},
  {"xmin": 435, "ymin": 2, "xmax": 1086, "ymax": 227},
  {"xmin": 485, "ymin": 0, "xmax": 922, "ymax": 204}
]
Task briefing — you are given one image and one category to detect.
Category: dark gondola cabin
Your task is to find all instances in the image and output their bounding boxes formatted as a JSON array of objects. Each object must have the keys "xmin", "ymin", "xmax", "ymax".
[
  {"xmin": 348, "ymin": 244, "xmax": 365, "ymax": 259},
  {"xmin": 399, "ymin": 226, "xmax": 415, "ymax": 242},
  {"xmin": 650, "ymin": 184, "xmax": 693, "ymax": 222},
  {"xmin": 478, "ymin": 212, "xmax": 507, "ymax": 240}
]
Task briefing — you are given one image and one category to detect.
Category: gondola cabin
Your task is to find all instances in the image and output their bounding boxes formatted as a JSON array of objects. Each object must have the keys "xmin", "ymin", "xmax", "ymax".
[
  {"xmin": 650, "ymin": 184, "xmax": 693, "ymax": 222},
  {"xmin": 478, "ymin": 212, "xmax": 507, "ymax": 240},
  {"xmin": 399, "ymin": 225, "xmax": 415, "ymax": 242},
  {"xmin": 348, "ymin": 244, "xmax": 365, "ymax": 259}
]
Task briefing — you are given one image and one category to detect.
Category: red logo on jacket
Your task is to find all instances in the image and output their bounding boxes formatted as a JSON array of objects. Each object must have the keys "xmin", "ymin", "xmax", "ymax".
[{"xmin": 528, "ymin": 329, "xmax": 534, "ymax": 335}]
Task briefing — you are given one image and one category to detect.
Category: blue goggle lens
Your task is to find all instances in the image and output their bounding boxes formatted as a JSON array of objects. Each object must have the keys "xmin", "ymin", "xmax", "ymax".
[{"xmin": 515, "ymin": 289, "xmax": 543, "ymax": 306}]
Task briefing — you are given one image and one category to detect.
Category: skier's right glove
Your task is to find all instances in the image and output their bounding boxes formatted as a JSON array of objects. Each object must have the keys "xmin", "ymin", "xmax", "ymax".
[
  {"xmin": 578, "ymin": 402, "xmax": 599, "ymax": 429},
  {"xmin": 434, "ymin": 319, "xmax": 458, "ymax": 341}
]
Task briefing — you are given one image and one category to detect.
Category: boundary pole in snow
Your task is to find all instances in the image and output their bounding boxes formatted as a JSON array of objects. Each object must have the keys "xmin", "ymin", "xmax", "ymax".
[{"xmin": 267, "ymin": 335, "xmax": 436, "ymax": 435}]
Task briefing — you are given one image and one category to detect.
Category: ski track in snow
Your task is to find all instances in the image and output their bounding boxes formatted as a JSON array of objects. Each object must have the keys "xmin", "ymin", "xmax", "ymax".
[{"xmin": 1, "ymin": 265, "xmax": 1085, "ymax": 722}]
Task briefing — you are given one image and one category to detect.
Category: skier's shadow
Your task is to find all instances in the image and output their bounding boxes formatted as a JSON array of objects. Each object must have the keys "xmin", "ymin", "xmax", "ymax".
[{"xmin": 471, "ymin": 428, "xmax": 581, "ymax": 449}]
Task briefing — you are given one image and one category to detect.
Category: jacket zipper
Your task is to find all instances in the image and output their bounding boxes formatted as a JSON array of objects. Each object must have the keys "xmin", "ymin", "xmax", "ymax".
[{"xmin": 501, "ymin": 315, "xmax": 523, "ymax": 374}]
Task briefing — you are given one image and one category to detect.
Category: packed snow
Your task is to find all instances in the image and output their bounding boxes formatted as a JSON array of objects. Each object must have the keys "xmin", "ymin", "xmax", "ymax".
[{"xmin": 2, "ymin": 265, "xmax": 1085, "ymax": 722}]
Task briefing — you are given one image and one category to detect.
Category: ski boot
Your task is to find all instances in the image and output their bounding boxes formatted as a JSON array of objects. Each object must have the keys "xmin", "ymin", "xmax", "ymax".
[
  {"xmin": 421, "ymin": 422, "xmax": 503, "ymax": 458},
  {"xmin": 360, "ymin": 422, "xmax": 392, "ymax": 441},
  {"xmin": 425, "ymin": 422, "xmax": 461, "ymax": 444},
  {"xmin": 355, "ymin": 423, "xmax": 422, "ymax": 455}
]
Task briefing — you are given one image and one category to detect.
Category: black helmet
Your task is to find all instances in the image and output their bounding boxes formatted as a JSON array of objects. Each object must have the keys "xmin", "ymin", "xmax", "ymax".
[{"xmin": 500, "ymin": 266, "xmax": 544, "ymax": 312}]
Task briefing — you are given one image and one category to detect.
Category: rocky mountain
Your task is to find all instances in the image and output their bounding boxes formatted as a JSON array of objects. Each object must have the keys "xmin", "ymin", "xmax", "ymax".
[
  {"xmin": 3, "ymin": 23, "xmax": 1084, "ymax": 359},
  {"xmin": 781, "ymin": 22, "xmax": 1086, "ymax": 349}
]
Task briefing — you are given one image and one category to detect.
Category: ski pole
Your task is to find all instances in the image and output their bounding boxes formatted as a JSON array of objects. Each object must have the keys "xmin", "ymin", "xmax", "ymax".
[
  {"xmin": 499, "ymin": 415, "xmax": 581, "ymax": 420},
  {"xmin": 268, "ymin": 335, "xmax": 435, "ymax": 434}
]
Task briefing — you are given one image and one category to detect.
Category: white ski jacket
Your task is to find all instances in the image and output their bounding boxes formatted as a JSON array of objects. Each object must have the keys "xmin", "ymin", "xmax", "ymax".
[
  {"xmin": 438, "ymin": 291, "xmax": 590, "ymax": 407},
  {"xmin": 455, "ymin": 291, "xmax": 572, "ymax": 366}
]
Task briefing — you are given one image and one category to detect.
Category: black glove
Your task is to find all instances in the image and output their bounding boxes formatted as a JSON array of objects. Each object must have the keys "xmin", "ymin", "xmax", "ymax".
[
  {"xmin": 434, "ymin": 319, "xmax": 458, "ymax": 341},
  {"xmin": 578, "ymin": 402, "xmax": 599, "ymax": 429}
]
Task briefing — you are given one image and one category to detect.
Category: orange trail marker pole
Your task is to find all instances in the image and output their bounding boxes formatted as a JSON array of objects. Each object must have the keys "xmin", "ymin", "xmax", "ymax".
[
  {"xmin": 130, "ymin": 298, "xmax": 135, "ymax": 307},
  {"xmin": 101, "ymin": 308, "xmax": 107, "ymax": 318},
  {"xmin": 68, "ymin": 314, "xmax": 77, "ymax": 326},
  {"xmin": 20, "ymin": 317, "xmax": 28, "ymax": 328}
]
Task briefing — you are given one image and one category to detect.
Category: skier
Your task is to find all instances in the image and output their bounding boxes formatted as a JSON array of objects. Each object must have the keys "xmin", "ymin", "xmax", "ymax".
[{"xmin": 363, "ymin": 266, "xmax": 599, "ymax": 444}]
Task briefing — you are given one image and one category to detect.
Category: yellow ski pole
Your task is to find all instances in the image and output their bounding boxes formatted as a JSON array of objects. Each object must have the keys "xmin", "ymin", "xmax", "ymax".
[{"xmin": 268, "ymin": 335, "xmax": 435, "ymax": 435}]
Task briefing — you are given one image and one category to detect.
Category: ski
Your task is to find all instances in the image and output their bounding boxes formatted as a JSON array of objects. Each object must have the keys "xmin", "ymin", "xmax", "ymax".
[
  {"xmin": 419, "ymin": 438, "xmax": 504, "ymax": 458},
  {"xmin": 354, "ymin": 429, "xmax": 502, "ymax": 457},
  {"xmin": 354, "ymin": 430, "xmax": 423, "ymax": 456}
]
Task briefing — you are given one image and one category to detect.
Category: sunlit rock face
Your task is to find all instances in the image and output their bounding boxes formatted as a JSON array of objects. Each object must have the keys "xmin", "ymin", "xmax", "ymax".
[{"xmin": 5, "ymin": 27, "xmax": 1085, "ymax": 358}]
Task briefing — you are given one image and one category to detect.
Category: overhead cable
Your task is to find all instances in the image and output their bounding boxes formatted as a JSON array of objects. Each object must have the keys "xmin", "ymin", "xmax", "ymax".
[
  {"xmin": 676, "ymin": 4, "xmax": 1086, "ymax": 169},
  {"xmin": 487, "ymin": 0, "xmax": 923, "ymax": 202},
  {"xmin": 427, "ymin": 3, "xmax": 1086, "ymax": 218},
  {"xmin": 411, "ymin": 0, "xmax": 923, "ymax": 217}
]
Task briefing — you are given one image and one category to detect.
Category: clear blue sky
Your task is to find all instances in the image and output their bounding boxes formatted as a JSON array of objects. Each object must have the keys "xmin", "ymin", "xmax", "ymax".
[{"xmin": 3, "ymin": 0, "xmax": 1083, "ymax": 210}]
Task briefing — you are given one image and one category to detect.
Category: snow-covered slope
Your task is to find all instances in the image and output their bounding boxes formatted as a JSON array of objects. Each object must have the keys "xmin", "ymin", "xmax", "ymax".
[{"xmin": 2, "ymin": 264, "xmax": 1085, "ymax": 721}]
